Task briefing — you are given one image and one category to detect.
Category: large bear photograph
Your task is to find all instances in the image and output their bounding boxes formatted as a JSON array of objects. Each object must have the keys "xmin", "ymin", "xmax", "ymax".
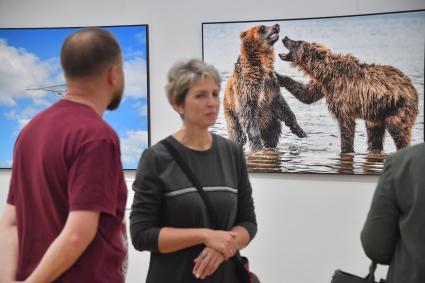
[
  {"xmin": 0, "ymin": 25, "xmax": 150, "ymax": 170},
  {"xmin": 203, "ymin": 10, "xmax": 425, "ymax": 174}
]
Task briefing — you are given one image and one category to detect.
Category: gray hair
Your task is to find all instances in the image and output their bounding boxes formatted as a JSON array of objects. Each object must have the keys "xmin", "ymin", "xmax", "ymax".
[{"xmin": 165, "ymin": 58, "xmax": 221, "ymax": 105}]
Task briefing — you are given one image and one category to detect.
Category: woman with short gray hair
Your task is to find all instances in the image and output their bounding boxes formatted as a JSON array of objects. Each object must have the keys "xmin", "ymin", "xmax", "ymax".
[
  {"xmin": 130, "ymin": 58, "xmax": 257, "ymax": 283},
  {"xmin": 165, "ymin": 58, "xmax": 221, "ymax": 106}
]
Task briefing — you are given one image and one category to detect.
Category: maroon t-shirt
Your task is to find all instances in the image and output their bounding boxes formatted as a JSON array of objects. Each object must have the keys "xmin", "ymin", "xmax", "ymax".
[{"xmin": 7, "ymin": 99, "xmax": 128, "ymax": 282}]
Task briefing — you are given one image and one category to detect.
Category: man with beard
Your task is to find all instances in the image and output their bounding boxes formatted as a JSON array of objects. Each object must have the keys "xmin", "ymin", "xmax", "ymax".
[{"xmin": 0, "ymin": 28, "xmax": 128, "ymax": 283}]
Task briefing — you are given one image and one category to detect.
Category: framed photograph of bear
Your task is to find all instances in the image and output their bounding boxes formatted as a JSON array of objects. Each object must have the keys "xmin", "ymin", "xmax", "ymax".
[
  {"xmin": 202, "ymin": 10, "xmax": 424, "ymax": 175},
  {"xmin": 0, "ymin": 25, "xmax": 150, "ymax": 170}
]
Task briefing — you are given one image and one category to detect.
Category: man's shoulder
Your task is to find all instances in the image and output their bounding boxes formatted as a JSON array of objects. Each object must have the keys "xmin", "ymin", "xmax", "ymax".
[{"xmin": 49, "ymin": 100, "xmax": 119, "ymax": 144}]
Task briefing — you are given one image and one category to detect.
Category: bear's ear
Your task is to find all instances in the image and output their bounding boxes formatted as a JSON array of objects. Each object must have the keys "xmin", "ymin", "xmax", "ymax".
[
  {"xmin": 311, "ymin": 43, "xmax": 328, "ymax": 60},
  {"xmin": 240, "ymin": 31, "xmax": 247, "ymax": 39}
]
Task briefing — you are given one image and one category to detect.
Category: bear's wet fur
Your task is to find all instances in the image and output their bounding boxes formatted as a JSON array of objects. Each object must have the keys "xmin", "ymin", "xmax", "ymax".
[
  {"xmin": 224, "ymin": 25, "xmax": 306, "ymax": 151},
  {"xmin": 277, "ymin": 36, "xmax": 418, "ymax": 153}
]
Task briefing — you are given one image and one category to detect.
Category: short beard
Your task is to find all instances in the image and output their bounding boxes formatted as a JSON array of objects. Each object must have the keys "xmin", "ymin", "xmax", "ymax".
[{"xmin": 107, "ymin": 90, "xmax": 123, "ymax": 111}]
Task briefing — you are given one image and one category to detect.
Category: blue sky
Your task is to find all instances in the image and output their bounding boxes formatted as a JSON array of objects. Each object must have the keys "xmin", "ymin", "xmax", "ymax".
[{"xmin": 0, "ymin": 25, "xmax": 149, "ymax": 169}]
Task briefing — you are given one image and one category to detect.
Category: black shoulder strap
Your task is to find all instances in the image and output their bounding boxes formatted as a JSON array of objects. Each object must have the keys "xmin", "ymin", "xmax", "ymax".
[{"xmin": 160, "ymin": 139, "xmax": 219, "ymax": 229}]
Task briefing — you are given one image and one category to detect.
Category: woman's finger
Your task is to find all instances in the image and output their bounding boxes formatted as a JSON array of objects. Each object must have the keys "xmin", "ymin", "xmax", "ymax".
[
  {"xmin": 205, "ymin": 256, "xmax": 221, "ymax": 277},
  {"xmin": 193, "ymin": 250, "xmax": 207, "ymax": 276},
  {"xmin": 202, "ymin": 250, "xmax": 225, "ymax": 278},
  {"xmin": 194, "ymin": 252, "xmax": 211, "ymax": 279},
  {"xmin": 193, "ymin": 256, "xmax": 201, "ymax": 275},
  {"xmin": 200, "ymin": 253, "xmax": 217, "ymax": 279}
]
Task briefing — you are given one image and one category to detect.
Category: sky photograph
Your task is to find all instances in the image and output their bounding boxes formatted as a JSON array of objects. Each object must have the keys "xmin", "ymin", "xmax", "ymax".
[{"xmin": 0, "ymin": 25, "xmax": 149, "ymax": 169}]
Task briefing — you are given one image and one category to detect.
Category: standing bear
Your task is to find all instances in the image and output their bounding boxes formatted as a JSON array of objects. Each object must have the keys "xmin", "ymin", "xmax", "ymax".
[
  {"xmin": 277, "ymin": 36, "xmax": 418, "ymax": 153},
  {"xmin": 224, "ymin": 24, "xmax": 306, "ymax": 152}
]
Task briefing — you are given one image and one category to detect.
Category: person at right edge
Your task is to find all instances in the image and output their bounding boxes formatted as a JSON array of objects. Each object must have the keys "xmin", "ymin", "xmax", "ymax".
[
  {"xmin": 130, "ymin": 58, "xmax": 257, "ymax": 282},
  {"xmin": 361, "ymin": 142, "xmax": 425, "ymax": 283}
]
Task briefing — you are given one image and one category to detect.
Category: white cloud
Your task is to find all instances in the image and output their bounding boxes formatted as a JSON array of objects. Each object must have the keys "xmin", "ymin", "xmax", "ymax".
[
  {"xmin": 134, "ymin": 101, "xmax": 148, "ymax": 117},
  {"xmin": 33, "ymin": 97, "xmax": 53, "ymax": 106},
  {"xmin": 0, "ymin": 95, "xmax": 15, "ymax": 106},
  {"xmin": 0, "ymin": 39, "xmax": 62, "ymax": 106},
  {"xmin": 135, "ymin": 32, "xmax": 146, "ymax": 45},
  {"xmin": 120, "ymin": 130, "xmax": 148, "ymax": 164},
  {"xmin": 124, "ymin": 57, "xmax": 147, "ymax": 98},
  {"xmin": 5, "ymin": 106, "xmax": 41, "ymax": 131},
  {"xmin": 18, "ymin": 118, "xmax": 31, "ymax": 129}
]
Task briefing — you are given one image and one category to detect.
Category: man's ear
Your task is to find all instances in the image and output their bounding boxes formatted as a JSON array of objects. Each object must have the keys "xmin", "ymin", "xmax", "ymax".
[{"xmin": 107, "ymin": 65, "xmax": 118, "ymax": 86}]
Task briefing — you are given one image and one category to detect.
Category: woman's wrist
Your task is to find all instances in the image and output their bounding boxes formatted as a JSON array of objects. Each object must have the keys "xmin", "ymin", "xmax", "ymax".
[{"xmin": 199, "ymin": 228, "xmax": 210, "ymax": 244}]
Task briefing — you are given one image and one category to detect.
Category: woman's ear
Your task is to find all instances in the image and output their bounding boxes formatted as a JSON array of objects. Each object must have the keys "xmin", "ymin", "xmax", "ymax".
[{"xmin": 171, "ymin": 98, "xmax": 184, "ymax": 115}]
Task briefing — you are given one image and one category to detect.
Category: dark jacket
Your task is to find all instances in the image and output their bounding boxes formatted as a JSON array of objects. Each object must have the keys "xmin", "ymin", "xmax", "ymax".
[{"xmin": 361, "ymin": 142, "xmax": 425, "ymax": 283}]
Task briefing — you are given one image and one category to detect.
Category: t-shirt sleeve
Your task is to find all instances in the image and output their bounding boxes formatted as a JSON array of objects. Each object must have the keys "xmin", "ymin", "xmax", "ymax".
[
  {"xmin": 235, "ymin": 145, "xmax": 257, "ymax": 241},
  {"xmin": 67, "ymin": 139, "xmax": 123, "ymax": 215},
  {"xmin": 361, "ymin": 156, "xmax": 399, "ymax": 264},
  {"xmin": 129, "ymin": 148, "xmax": 162, "ymax": 252}
]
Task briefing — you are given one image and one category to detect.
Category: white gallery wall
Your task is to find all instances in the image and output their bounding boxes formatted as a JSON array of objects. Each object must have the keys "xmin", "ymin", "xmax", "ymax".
[{"xmin": 0, "ymin": 0, "xmax": 424, "ymax": 282}]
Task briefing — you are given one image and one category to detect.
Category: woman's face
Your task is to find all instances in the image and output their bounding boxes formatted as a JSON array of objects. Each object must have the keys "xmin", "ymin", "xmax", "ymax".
[{"xmin": 175, "ymin": 77, "xmax": 220, "ymax": 129}]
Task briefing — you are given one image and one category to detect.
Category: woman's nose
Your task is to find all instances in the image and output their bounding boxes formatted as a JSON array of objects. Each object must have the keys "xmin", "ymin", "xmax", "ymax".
[{"xmin": 207, "ymin": 94, "xmax": 218, "ymax": 106}]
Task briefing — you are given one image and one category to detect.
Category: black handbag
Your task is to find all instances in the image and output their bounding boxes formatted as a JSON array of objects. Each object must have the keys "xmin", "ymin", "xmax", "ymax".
[
  {"xmin": 161, "ymin": 139, "xmax": 260, "ymax": 283},
  {"xmin": 331, "ymin": 262, "xmax": 385, "ymax": 283}
]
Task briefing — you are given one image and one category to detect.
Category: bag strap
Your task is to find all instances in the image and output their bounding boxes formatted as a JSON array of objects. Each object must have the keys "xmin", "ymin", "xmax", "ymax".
[
  {"xmin": 160, "ymin": 138, "xmax": 251, "ymax": 283},
  {"xmin": 160, "ymin": 139, "xmax": 219, "ymax": 229},
  {"xmin": 366, "ymin": 262, "xmax": 377, "ymax": 282}
]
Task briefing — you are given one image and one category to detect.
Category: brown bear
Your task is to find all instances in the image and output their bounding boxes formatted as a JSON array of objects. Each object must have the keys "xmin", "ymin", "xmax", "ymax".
[
  {"xmin": 276, "ymin": 36, "xmax": 418, "ymax": 153},
  {"xmin": 224, "ymin": 24, "xmax": 306, "ymax": 152}
]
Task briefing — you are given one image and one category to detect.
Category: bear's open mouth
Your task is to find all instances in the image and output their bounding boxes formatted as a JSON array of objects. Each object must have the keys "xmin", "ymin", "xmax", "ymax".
[
  {"xmin": 278, "ymin": 52, "xmax": 291, "ymax": 61},
  {"xmin": 279, "ymin": 36, "xmax": 294, "ymax": 61}
]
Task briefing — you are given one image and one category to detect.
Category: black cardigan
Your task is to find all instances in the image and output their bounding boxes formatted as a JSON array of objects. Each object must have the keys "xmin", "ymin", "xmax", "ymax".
[{"xmin": 130, "ymin": 134, "xmax": 257, "ymax": 283}]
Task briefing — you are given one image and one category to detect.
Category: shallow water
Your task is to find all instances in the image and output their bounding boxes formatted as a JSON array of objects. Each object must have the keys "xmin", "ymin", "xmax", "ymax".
[{"xmin": 210, "ymin": 72, "xmax": 423, "ymax": 174}]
